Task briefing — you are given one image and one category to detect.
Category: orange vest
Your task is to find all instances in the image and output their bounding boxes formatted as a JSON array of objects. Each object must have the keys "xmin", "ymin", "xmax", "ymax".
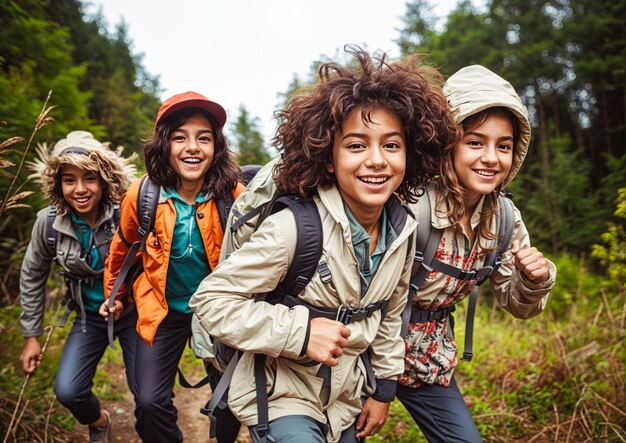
[{"xmin": 104, "ymin": 177, "xmax": 244, "ymax": 345}]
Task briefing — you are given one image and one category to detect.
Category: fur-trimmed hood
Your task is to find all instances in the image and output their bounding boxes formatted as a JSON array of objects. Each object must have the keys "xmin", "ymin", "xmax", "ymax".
[{"xmin": 27, "ymin": 131, "xmax": 137, "ymax": 214}]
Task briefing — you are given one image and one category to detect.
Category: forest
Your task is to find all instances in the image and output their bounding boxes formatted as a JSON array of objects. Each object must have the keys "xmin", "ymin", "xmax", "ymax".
[{"xmin": 0, "ymin": 0, "xmax": 624, "ymax": 441}]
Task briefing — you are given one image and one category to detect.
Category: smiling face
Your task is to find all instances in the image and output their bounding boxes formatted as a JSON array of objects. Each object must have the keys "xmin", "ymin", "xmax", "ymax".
[
  {"xmin": 168, "ymin": 113, "xmax": 215, "ymax": 197},
  {"xmin": 453, "ymin": 108, "xmax": 514, "ymax": 209},
  {"xmin": 61, "ymin": 165, "xmax": 103, "ymax": 226},
  {"xmin": 329, "ymin": 106, "xmax": 406, "ymax": 226}
]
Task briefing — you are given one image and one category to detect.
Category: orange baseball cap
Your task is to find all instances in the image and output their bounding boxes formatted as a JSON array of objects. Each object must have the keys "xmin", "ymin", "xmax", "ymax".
[{"xmin": 155, "ymin": 91, "xmax": 227, "ymax": 129}]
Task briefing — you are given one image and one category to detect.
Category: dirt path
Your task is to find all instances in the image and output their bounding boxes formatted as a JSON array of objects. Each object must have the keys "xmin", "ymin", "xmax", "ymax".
[{"xmin": 71, "ymin": 364, "xmax": 251, "ymax": 442}]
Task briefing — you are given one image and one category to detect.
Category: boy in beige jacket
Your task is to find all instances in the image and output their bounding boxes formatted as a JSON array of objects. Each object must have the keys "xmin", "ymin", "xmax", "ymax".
[{"xmin": 190, "ymin": 46, "xmax": 458, "ymax": 443}]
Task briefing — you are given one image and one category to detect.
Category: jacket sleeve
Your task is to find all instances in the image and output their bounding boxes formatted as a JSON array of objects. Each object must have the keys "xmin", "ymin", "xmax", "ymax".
[
  {"xmin": 104, "ymin": 181, "xmax": 143, "ymax": 300},
  {"xmin": 490, "ymin": 206, "xmax": 556, "ymax": 319},
  {"xmin": 190, "ymin": 210, "xmax": 310, "ymax": 360},
  {"xmin": 19, "ymin": 210, "xmax": 55, "ymax": 337},
  {"xmin": 368, "ymin": 230, "xmax": 416, "ymax": 401}
]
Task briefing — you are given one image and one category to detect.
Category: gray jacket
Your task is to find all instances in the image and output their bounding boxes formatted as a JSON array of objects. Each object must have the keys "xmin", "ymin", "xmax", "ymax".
[{"xmin": 20, "ymin": 205, "xmax": 117, "ymax": 337}]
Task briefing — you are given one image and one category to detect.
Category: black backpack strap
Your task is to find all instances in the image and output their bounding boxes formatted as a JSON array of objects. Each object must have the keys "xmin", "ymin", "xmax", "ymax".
[
  {"xmin": 45, "ymin": 206, "xmax": 57, "ymax": 252},
  {"xmin": 461, "ymin": 194, "xmax": 515, "ymax": 362},
  {"xmin": 254, "ymin": 354, "xmax": 270, "ymax": 443},
  {"xmin": 200, "ymin": 351, "xmax": 242, "ymax": 439},
  {"xmin": 402, "ymin": 190, "xmax": 443, "ymax": 335},
  {"xmin": 107, "ymin": 176, "xmax": 160, "ymax": 348},
  {"xmin": 177, "ymin": 367, "xmax": 210, "ymax": 389},
  {"xmin": 215, "ymin": 192, "xmax": 235, "ymax": 232},
  {"xmin": 269, "ymin": 195, "xmax": 323, "ymax": 297}
]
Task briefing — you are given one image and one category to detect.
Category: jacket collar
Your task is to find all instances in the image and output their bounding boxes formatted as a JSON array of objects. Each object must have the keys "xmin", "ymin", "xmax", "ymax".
[
  {"xmin": 317, "ymin": 184, "xmax": 412, "ymax": 238},
  {"xmin": 427, "ymin": 181, "xmax": 486, "ymax": 230},
  {"xmin": 52, "ymin": 204, "xmax": 115, "ymax": 238}
]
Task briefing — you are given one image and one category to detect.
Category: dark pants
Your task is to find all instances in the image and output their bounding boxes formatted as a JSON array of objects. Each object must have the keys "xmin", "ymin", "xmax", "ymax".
[
  {"xmin": 54, "ymin": 309, "xmax": 138, "ymax": 425},
  {"xmin": 249, "ymin": 415, "xmax": 360, "ymax": 443},
  {"xmin": 205, "ymin": 364, "xmax": 242, "ymax": 442},
  {"xmin": 395, "ymin": 377, "xmax": 482, "ymax": 443},
  {"xmin": 134, "ymin": 310, "xmax": 191, "ymax": 443}
]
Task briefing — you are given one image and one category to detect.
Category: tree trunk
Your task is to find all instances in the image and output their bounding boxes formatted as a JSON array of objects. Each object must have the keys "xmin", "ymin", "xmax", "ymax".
[{"xmin": 534, "ymin": 80, "xmax": 559, "ymax": 254}]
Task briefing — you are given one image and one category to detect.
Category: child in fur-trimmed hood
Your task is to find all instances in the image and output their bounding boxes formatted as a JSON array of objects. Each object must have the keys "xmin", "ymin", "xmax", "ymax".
[{"xmin": 20, "ymin": 130, "xmax": 138, "ymax": 443}]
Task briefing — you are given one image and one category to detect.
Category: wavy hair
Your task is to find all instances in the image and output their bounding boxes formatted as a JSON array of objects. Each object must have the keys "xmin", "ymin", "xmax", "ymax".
[
  {"xmin": 28, "ymin": 131, "xmax": 137, "ymax": 216},
  {"xmin": 273, "ymin": 45, "xmax": 460, "ymax": 202},
  {"xmin": 144, "ymin": 107, "xmax": 241, "ymax": 198},
  {"xmin": 436, "ymin": 107, "xmax": 520, "ymax": 251}
]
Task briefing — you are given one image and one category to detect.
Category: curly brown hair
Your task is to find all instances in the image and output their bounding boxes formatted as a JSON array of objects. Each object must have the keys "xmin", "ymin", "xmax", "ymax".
[
  {"xmin": 144, "ymin": 107, "xmax": 241, "ymax": 198},
  {"xmin": 272, "ymin": 45, "xmax": 460, "ymax": 202},
  {"xmin": 435, "ymin": 107, "xmax": 520, "ymax": 251}
]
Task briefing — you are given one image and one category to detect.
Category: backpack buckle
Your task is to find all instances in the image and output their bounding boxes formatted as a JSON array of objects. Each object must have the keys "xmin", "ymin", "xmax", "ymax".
[
  {"xmin": 414, "ymin": 251, "xmax": 424, "ymax": 263},
  {"xmin": 458, "ymin": 269, "xmax": 476, "ymax": 281},
  {"xmin": 256, "ymin": 424, "xmax": 269, "ymax": 437},
  {"xmin": 475, "ymin": 266, "xmax": 494, "ymax": 281},
  {"xmin": 318, "ymin": 261, "xmax": 332, "ymax": 284},
  {"xmin": 494, "ymin": 256, "xmax": 503, "ymax": 270}
]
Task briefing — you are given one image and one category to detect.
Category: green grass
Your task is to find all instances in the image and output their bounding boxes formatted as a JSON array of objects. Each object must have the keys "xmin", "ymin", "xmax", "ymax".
[{"xmin": 2, "ymin": 255, "xmax": 625, "ymax": 442}]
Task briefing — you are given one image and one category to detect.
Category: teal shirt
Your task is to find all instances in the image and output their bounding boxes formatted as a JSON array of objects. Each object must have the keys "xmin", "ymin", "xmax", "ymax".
[
  {"xmin": 343, "ymin": 204, "xmax": 397, "ymax": 298},
  {"xmin": 70, "ymin": 213, "xmax": 104, "ymax": 314},
  {"xmin": 163, "ymin": 188, "xmax": 211, "ymax": 314}
]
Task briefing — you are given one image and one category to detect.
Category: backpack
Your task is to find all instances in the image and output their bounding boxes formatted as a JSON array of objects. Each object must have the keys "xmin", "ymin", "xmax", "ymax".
[
  {"xmin": 105, "ymin": 175, "xmax": 234, "ymax": 349},
  {"xmin": 197, "ymin": 159, "xmax": 411, "ymax": 442},
  {"xmin": 198, "ymin": 171, "xmax": 515, "ymax": 441},
  {"xmin": 46, "ymin": 205, "xmax": 120, "ymax": 332},
  {"xmin": 401, "ymin": 188, "xmax": 515, "ymax": 362}
]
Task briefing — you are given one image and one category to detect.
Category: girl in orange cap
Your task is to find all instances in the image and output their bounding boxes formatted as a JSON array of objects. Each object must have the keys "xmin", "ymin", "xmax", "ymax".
[{"xmin": 101, "ymin": 92, "xmax": 244, "ymax": 442}]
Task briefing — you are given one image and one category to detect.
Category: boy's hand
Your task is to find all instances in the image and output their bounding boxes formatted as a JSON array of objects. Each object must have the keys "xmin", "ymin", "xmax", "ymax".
[
  {"xmin": 356, "ymin": 397, "xmax": 390, "ymax": 438},
  {"xmin": 305, "ymin": 317, "xmax": 351, "ymax": 366},
  {"xmin": 20, "ymin": 337, "xmax": 43, "ymax": 376},
  {"xmin": 511, "ymin": 240, "xmax": 550, "ymax": 283},
  {"xmin": 99, "ymin": 297, "xmax": 123, "ymax": 321}
]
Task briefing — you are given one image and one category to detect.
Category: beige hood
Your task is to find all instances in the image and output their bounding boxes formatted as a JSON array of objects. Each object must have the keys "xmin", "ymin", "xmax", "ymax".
[{"xmin": 444, "ymin": 65, "xmax": 530, "ymax": 187}]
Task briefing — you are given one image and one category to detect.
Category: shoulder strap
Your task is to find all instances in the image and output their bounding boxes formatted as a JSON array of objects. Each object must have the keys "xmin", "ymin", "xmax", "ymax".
[
  {"xmin": 107, "ymin": 176, "xmax": 160, "ymax": 349},
  {"xmin": 113, "ymin": 207, "xmax": 121, "ymax": 228},
  {"xmin": 462, "ymin": 194, "xmax": 515, "ymax": 362},
  {"xmin": 496, "ymin": 194, "xmax": 515, "ymax": 257},
  {"xmin": 215, "ymin": 192, "xmax": 235, "ymax": 232},
  {"xmin": 136, "ymin": 176, "xmax": 161, "ymax": 250},
  {"xmin": 45, "ymin": 206, "xmax": 58, "ymax": 253},
  {"xmin": 401, "ymin": 190, "xmax": 442, "ymax": 335},
  {"xmin": 480, "ymin": 194, "xmax": 515, "ymax": 278},
  {"xmin": 269, "ymin": 195, "xmax": 323, "ymax": 297}
]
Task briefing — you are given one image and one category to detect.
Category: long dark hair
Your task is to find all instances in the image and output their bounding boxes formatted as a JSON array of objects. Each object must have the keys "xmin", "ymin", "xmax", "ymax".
[
  {"xmin": 144, "ymin": 107, "xmax": 240, "ymax": 198},
  {"xmin": 273, "ymin": 45, "xmax": 459, "ymax": 202},
  {"xmin": 436, "ymin": 107, "xmax": 520, "ymax": 252}
]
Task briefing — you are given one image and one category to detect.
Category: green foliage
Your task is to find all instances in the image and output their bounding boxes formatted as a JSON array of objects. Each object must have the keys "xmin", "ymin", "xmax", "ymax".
[
  {"xmin": 229, "ymin": 105, "xmax": 270, "ymax": 166},
  {"xmin": 0, "ymin": 0, "xmax": 160, "ymax": 302},
  {"xmin": 0, "ymin": 299, "xmax": 133, "ymax": 441},
  {"xmin": 397, "ymin": 0, "xmax": 626, "ymax": 255},
  {"xmin": 592, "ymin": 187, "xmax": 626, "ymax": 290}
]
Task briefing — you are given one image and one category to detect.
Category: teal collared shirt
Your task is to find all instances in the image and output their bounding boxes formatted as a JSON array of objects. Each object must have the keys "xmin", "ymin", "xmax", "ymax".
[
  {"xmin": 70, "ymin": 213, "xmax": 104, "ymax": 314},
  {"xmin": 163, "ymin": 188, "xmax": 211, "ymax": 314},
  {"xmin": 343, "ymin": 204, "xmax": 397, "ymax": 298}
]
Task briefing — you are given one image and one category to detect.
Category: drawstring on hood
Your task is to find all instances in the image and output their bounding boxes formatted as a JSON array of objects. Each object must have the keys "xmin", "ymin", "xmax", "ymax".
[{"xmin": 444, "ymin": 65, "xmax": 531, "ymax": 187}]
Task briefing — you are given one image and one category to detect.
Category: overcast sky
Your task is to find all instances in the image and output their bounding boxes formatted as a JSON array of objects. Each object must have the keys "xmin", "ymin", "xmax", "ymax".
[{"xmin": 89, "ymin": 0, "xmax": 463, "ymax": 143}]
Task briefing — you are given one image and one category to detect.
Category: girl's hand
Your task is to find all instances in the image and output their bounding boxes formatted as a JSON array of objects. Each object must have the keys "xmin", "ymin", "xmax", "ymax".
[
  {"xmin": 99, "ymin": 298, "xmax": 123, "ymax": 321},
  {"xmin": 511, "ymin": 240, "xmax": 550, "ymax": 283},
  {"xmin": 305, "ymin": 317, "xmax": 351, "ymax": 366},
  {"xmin": 355, "ymin": 397, "xmax": 390, "ymax": 438},
  {"xmin": 20, "ymin": 337, "xmax": 43, "ymax": 376}
]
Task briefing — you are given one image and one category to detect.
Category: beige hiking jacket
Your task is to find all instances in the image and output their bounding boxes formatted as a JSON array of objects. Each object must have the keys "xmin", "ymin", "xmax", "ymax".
[
  {"xmin": 401, "ymin": 182, "xmax": 556, "ymax": 387},
  {"xmin": 190, "ymin": 184, "xmax": 416, "ymax": 441}
]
